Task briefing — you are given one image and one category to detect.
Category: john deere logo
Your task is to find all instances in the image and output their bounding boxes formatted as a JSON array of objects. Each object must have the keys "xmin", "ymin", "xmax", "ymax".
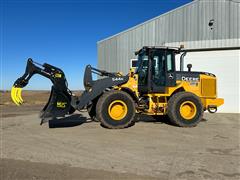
[
  {"xmin": 182, "ymin": 76, "xmax": 199, "ymax": 82},
  {"xmin": 57, "ymin": 102, "xmax": 67, "ymax": 108}
]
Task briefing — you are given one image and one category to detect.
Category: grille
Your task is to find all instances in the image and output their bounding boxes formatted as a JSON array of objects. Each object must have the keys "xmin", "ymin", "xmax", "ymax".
[{"xmin": 201, "ymin": 79, "xmax": 216, "ymax": 97}]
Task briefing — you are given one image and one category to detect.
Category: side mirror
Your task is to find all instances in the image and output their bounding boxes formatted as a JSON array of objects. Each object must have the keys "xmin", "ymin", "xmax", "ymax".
[{"xmin": 187, "ymin": 64, "xmax": 192, "ymax": 72}]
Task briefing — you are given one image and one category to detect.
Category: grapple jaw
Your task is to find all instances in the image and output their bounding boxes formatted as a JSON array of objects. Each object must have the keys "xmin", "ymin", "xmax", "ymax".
[
  {"xmin": 11, "ymin": 59, "xmax": 35, "ymax": 106},
  {"xmin": 11, "ymin": 86, "xmax": 24, "ymax": 106},
  {"xmin": 11, "ymin": 75, "xmax": 30, "ymax": 106}
]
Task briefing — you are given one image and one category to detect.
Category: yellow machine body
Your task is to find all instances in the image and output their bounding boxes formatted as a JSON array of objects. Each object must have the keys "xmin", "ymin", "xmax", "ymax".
[{"xmin": 117, "ymin": 70, "xmax": 224, "ymax": 115}]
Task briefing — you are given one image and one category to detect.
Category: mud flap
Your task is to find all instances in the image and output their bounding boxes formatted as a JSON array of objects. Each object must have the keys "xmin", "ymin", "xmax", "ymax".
[{"xmin": 39, "ymin": 86, "xmax": 74, "ymax": 124}]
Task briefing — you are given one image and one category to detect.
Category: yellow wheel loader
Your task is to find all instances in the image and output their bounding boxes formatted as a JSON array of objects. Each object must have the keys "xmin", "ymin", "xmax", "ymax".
[{"xmin": 11, "ymin": 46, "xmax": 224, "ymax": 128}]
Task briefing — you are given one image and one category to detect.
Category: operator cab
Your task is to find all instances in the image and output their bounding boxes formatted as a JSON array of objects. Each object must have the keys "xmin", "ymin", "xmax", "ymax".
[{"xmin": 135, "ymin": 46, "xmax": 180, "ymax": 94}]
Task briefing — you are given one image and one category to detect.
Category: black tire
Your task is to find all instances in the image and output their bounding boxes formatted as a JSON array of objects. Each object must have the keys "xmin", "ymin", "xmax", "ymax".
[
  {"xmin": 167, "ymin": 92, "xmax": 203, "ymax": 127},
  {"xmin": 96, "ymin": 90, "xmax": 135, "ymax": 129},
  {"xmin": 87, "ymin": 102, "xmax": 98, "ymax": 122}
]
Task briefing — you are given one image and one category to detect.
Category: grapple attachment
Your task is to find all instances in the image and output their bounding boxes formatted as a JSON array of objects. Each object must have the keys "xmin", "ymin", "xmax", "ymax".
[{"xmin": 11, "ymin": 58, "xmax": 75, "ymax": 124}]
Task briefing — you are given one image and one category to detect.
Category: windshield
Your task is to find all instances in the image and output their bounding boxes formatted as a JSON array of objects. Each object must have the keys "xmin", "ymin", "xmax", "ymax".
[
  {"xmin": 136, "ymin": 50, "xmax": 149, "ymax": 87},
  {"xmin": 136, "ymin": 51, "xmax": 148, "ymax": 74}
]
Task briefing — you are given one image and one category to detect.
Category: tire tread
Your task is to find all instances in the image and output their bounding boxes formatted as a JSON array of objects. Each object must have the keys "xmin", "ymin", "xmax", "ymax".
[
  {"xmin": 167, "ymin": 92, "xmax": 203, "ymax": 127},
  {"xmin": 96, "ymin": 90, "xmax": 135, "ymax": 129}
]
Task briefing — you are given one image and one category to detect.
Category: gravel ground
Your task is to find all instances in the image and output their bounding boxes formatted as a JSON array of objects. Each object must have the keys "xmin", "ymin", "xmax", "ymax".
[{"xmin": 1, "ymin": 105, "xmax": 240, "ymax": 180}]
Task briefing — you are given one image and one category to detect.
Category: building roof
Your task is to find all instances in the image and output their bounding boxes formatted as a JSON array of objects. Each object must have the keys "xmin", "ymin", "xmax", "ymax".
[{"xmin": 98, "ymin": 0, "xmax": 198, "ymax": 43}]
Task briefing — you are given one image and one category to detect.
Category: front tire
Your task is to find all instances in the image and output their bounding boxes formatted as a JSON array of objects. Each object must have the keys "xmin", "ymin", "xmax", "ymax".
[
  {"xmin": 167, "ymin": 92, "xmax": 203, "ymax": 127},
  {"xmin": 96, "ymin": 90, "xmax": 135, "ymax": 129}
]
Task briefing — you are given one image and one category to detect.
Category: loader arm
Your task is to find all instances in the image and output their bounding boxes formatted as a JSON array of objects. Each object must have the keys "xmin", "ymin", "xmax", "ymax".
[{"xmin": 73, "ymin": 65, "xmax": 129, "ymax": 110}]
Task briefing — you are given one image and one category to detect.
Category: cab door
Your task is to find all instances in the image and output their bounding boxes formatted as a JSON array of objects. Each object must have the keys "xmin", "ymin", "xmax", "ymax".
[
  {"xmin": 151, "ymin": 50, "xmax": 176, "ymax": 93},
  {"xmin": 165, "ymin": 51, "xmax": 176, "ymax": 87}
]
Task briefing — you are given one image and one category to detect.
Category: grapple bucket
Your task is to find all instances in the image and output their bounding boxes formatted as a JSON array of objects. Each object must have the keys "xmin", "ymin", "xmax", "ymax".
[
  {"xmin": 10, "ymin": 58, "xmax": 75, "ymax": 124},
  {"xmin": 39, "ymin": 86, "xmax": 74, "ymax": 124}
]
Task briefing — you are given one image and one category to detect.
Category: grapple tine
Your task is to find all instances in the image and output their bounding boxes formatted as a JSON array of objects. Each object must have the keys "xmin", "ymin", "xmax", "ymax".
[
  {"xmin": 11, "ymin": 87, "xmax": 20, "ymax": 106},
  {"xmin": 16, "ymin": 88, "xmax": 23, "ymax": 104}
]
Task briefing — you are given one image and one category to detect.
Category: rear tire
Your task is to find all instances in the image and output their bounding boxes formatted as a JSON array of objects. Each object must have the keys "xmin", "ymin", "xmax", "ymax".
[
  {"xmin": 96, "ymin": 90, "xmax": 135, "ymax": 129},
  {"xmin": 167, "ymin": 92, "xmax": 203, "ymax": 127}
]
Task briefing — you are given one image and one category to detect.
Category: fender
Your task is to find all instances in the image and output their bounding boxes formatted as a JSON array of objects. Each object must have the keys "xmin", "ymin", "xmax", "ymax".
[{"xmin": 121, "ymin": 87, "xmax": 139, "ymax": 102}]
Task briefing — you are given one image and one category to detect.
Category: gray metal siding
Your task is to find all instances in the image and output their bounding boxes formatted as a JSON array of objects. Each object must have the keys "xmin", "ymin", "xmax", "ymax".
[{"xmin": 98, "ymin": 0, "xmax": 240, "ymax": 74}]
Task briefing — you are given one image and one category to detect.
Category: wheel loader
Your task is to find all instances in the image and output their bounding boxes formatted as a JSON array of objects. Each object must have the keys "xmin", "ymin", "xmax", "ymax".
[{"xmin": 11, "ymin": 46, "xmax": 224, "ymax": 128}]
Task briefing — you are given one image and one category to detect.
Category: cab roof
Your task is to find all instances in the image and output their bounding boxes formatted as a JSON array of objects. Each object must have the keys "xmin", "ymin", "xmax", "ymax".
[{"xmin": 135, "ymin": 46, "xmax": 181, "ymax": 55}]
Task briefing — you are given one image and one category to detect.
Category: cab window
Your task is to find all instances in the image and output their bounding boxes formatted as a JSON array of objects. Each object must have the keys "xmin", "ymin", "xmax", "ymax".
[
  {"xmin": 166, "ymin": 52, "xmax": 174, "ymax": 72},
  {"xmin": 152, "ymin": 50, "xmax": 166, "ymax": 86}
]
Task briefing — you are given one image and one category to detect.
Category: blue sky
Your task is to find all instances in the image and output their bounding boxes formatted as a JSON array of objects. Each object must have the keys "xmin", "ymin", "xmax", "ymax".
[{"xmin": 1, "ymin": 0, "xmax": 191, "ymax": 90}]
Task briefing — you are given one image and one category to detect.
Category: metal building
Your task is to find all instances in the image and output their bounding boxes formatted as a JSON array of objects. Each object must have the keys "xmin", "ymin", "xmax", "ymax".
[{"xmin": 97, "ymin": 0, "xmax": 240, "ymax": 113}]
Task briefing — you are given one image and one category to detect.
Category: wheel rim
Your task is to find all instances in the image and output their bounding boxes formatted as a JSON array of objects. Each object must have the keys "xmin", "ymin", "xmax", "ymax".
[
  {"xmin": 108, "ymin": 100, "xmax": 128, "ymax": 121},
  {"xmin": 180, "ymin": 101, "xmax": 197, "ymax": 120}
]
